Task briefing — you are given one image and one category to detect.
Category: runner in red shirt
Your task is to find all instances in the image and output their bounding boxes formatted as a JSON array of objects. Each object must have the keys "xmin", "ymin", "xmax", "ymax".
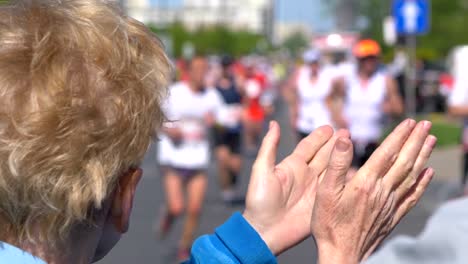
[{"xmin": 242, "ymin": 62, "xmax": 267, "ymax": 152}]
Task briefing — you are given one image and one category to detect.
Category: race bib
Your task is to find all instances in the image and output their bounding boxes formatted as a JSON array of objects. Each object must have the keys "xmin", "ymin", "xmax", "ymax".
[{"xmin": 181, "ymin": 119, "xmax": 206, "ymax": 145}]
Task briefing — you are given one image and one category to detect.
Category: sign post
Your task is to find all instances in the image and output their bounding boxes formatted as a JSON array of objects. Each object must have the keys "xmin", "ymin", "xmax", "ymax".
[
  {"xmin": 405, "ymin": 34, "xmax": 417, "ymax": 117},
  {"xmin": 393, "ymin": 0, "xmax": 430, "ymax": 117}
]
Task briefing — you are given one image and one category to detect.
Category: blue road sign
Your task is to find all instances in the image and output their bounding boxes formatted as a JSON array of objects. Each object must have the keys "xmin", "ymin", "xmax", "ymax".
[{"xmin": 393, "ymin": 0, "xmax": 430, "ymax": 35}]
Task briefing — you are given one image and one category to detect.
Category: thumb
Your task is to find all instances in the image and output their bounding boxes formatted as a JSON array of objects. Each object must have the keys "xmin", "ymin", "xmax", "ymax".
[
  {"xmin": 322, "ymin": 137, "xmax": 353, "ymax": 191},
  {"xmin": 254, "ymin": 121, "xmax": 280, "ymax": 170}
]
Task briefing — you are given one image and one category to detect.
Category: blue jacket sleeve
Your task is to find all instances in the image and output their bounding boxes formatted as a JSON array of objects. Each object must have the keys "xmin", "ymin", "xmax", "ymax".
[{"xmin": 183, "ymin": 212, "xmax": 277, "ymax": 264}]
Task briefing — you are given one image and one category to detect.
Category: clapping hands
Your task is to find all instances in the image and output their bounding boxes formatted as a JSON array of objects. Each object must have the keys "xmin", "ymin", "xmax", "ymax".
[{"xmin": 243, "ymin": 119, "xmax": 436, "ymax": 263}]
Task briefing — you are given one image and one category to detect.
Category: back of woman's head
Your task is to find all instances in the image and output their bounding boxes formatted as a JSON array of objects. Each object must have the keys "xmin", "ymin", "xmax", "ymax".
[{"xmin": 0, "ymin": 0, "xmax": 171, "ymax": 244}]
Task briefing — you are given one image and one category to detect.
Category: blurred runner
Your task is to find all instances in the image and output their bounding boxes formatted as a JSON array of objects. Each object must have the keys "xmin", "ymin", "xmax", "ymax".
[
  {"xmin": 287, "ymin": 49, "xmax": 334, "ymax": 141},
  {"xmin": 213, "ymin": 55, "xmax": 244, "ymax": 204},
  {"xmin": 328, "ymin": 39, "xmax": 404, "ymax": 174},
  {"xmin": 447, "ymin": 47, "xmax": 468, "ymax": 195},
  {"xmin": 157, "ymin": 56, "xmax": 223, "ymax": 261},
  {"xmin": 448, "ymin": 71, "xmax": 468, "ymax": 195},
  {"xmin": 259, "ymin": 58, "xmax": 277, "ymax": 117},
  {"xmin": 242, "ymin": 59, "xmax": 268, "ymax": 153}
]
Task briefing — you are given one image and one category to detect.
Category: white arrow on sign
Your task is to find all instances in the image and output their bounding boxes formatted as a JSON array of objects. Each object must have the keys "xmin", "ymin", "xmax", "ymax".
[{"xmin": 402, "ymin": 0, "xmax": 420, "ymax": 33}]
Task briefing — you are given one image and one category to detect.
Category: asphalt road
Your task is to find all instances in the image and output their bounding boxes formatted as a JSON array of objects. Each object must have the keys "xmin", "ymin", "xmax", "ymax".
[{"xmin": 97, "ymin": 100, "xmax": 461, "ymax": 264}]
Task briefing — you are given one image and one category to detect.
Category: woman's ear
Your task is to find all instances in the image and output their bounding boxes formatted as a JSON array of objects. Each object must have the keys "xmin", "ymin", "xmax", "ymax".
[{"xmin": 111, "ymin": 168, "xmax": 143, "ymax": 233}]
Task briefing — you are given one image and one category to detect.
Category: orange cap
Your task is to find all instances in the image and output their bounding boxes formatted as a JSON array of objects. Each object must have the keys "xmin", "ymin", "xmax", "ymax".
[{"xmin": 353, "ymin": 39, "xmax": 381, "ymax": 58}]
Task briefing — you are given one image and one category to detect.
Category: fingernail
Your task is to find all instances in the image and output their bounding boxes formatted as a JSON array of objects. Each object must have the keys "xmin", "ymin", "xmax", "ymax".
[
  {"xmin": 422, "ymin": 120, "xmax": 432, "ymax": 131},
  {"xmin": 269, "ymin": 121, "xmax": 273, "ymax": 130},
  {"xmin": 425, "ymin": 167, "xmax": 434, "ymax": 178},
  {"xmin": 407, "ymin": 118, "xmax": 416, "ymax": 127},
  {"xmin": 400, "ymin": 119, "xmax": 415, "ymax": 130},
  {"xmin": 426, "ymin": 135, "xmax": 437, "ymax": 149},
  {"xmin": 336, "ymin": 138, "xmax": 350, "ymax": 152}
]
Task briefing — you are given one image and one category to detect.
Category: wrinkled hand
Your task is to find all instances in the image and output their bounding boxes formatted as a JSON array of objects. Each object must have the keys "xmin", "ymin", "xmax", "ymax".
[
  {"xmin": 311, "ymin": 119, "xmax": 437, "ymax": 264},
  {"xmin": 243, "ymin": 121, "xmax": 349, "ymax": 255}
]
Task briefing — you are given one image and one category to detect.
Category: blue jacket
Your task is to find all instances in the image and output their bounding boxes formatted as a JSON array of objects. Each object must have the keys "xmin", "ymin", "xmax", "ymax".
[
  {"xmin": 0, "ymin": 212, "xmax": 277, "ymax": 264},
  {"xmin": 184, "ymin": 212, "xmax": 277, "ymax": 264},
  {"xmin": 0, "ymin": 242, "xmax": 46, "ymax": 263}
]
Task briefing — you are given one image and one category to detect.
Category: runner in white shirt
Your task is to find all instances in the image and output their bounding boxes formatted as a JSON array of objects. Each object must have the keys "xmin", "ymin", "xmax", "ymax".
[
  {"xmin": 157, "ymin": 56, "xmax": 223, "ymax": 261},
  {"xmin": 288, "ymin": 49, "xmax": 334, "ymax": 140},
  {"xmin": 328, "ymin": 39, "xmax": 404, "ymax": 174},
  {"xmin": 448, "ymin": 74, "xmax": 468, "ymax": 194}
]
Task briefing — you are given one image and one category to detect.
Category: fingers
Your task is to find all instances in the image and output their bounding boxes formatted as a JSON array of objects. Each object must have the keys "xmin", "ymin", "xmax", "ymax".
[
  {"xmin": 293, "ymin": 125, "xmax": 334, "ymax": 163},
  {"xmin": 394, "ymin": 135, "xmax": 437, "ymax": 199},
  {"xmin": 322, "ymin": 137, "xmax": 354, "ymax": 192},
  {"xmin": 358, "ymin": 119, "xmax": 417, "ymax": 182},
  {"xmin": 309, "ymin": 129, "xmax": 350, "ymax": 177},
  {"xmin": 383, "ymin": 121, "xmax": 432, "ymax": 189},
  {"xmin": 254, "ymin": 121, "xmax": 280, "ymax": 170},
  {"xmin": 392, "ymin": 168, "xmax": 434, "ymax": 225}
]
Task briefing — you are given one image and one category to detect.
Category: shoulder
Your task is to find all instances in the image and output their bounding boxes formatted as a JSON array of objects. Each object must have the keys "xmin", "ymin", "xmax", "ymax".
[
  {"xmin": 169, "ymin": 82, "xmax": 188, "ymax": 93},
  {"xmin": 375, "ymin": 70, "xmax": 391, "ymax": 81},
  {"xmin": 205, "ymin": 87, "xmax": 221, "ymax": 97},
  {"xmin": 319, "ymin": 67, "xmax": 336, "ymax": 81},
  {"xmin": 296, "ymin": 66, "xmax": 308, "ymax": 79},
  {"xmin": 432, "ymin": 197, "xmax": 468, "ymax": 221},
  {"xmin": 336, "ymin": 65, "xmax": 355, "ymax": 83},
  {"xmin": 167, "ymin": 82, "xmax": 190, "ymax": 98},
  {"xmin": 0, "ymin": 242, "xmax": 46, "ymax": 264},
  {"xmin": 204, "ymin": 88, "xmax": 224, "ymax": 105},
  {"xmin": 382, "ymin": 73, "xmax": 397, "ymax": 90}
]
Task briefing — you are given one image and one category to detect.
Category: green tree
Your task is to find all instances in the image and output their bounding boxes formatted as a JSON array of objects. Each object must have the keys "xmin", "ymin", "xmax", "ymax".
[
  {"xmin": 149, "ymin": 22, "xmax": 191, "ymax": 57},
  {"xmin": 149, "ymin": 23, "xmax": 265, "ymax": 57},
  {"xmin": 281, "ymin": 32, "xmax": 309, "ymax": 58},
  {"xmin": 323, "ymin": 0, "xmax": 468, "ymax": 59},
  {"xmin": 419, "ymin": 0, "xmax": 468, "ymax": 57}
]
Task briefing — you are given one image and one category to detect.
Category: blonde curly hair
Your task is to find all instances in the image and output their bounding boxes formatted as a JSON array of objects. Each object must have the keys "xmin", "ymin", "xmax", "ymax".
[{"xmin": 0, "ymin": 0, "xmax": 171, "ymax": 243}]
